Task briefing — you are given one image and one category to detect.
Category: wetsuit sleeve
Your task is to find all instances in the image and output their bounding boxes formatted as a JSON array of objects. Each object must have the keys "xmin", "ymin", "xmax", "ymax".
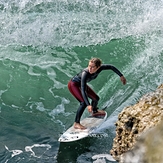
[
  {"xmin": 80, "ymin": 71, "xmax": 90, "ymax": 106},
  {"xmin": 101, "ymin": 64, "xmax": 123, "ymax": 77}
]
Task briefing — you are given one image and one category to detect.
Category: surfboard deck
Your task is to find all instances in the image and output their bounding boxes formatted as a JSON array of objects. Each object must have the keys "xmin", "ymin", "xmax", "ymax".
[{"xmin": 58, "ymin": 111, "xmax": 107, "ymax": 142}]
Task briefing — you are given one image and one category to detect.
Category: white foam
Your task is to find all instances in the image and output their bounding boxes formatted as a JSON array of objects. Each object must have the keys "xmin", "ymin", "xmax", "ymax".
[
  {"xmin": 5, "ymin": 145, "xmax": 23, "ymax": 158},
  {"xmin": 92, "ymin": 154, "xmax": 116, "ymax": 162},
  {"xmin": 5, "ymin": 144, "xmax": 51, "ymax": 159},
  {"xmin": 25, "ymin": 144, "xmax": 51, "ymax": 158},
  {"xmin": 95, "ymin": 115, "xmax": 117, "ymax": 132}
]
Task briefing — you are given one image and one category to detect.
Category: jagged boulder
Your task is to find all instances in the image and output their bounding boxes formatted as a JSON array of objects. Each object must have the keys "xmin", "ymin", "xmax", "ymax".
[
  {"xmin": 119, "ymin": 120, "xmax": 163, "ymax": 163},
  {"xmin": 110, "ymin": 84, "xmax": 163, "ymax": 161}
]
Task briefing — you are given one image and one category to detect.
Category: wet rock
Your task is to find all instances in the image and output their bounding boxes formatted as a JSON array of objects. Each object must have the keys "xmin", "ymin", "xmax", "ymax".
[
  {"xmin": 110, "ymin": 84, "xmax": 163, "ymax": 161},
  {"xmin": 120, "ymin": 120, "xmax": 163, "ymax": 163}
]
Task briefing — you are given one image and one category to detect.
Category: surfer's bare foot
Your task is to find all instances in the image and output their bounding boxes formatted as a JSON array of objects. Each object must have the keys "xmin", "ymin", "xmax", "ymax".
[
  {"xmin": 74, "ymin": 123, "xmax": 86, "ymax": 130},
  {"xmin": 92, "ymin": 110, "xmax": 105, "ymax": 116}
]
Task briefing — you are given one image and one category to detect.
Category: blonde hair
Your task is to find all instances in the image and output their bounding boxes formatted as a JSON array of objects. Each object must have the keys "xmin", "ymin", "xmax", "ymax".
[{"xmin": 89, "ymin": 58, "xmax": 102, "ymax": 68}]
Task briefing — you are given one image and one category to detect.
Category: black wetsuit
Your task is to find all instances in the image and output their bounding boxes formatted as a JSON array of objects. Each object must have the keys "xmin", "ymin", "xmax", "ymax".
[{"xmin": 68, "ymin": 64, "xmax": 123, "ymax": 123}]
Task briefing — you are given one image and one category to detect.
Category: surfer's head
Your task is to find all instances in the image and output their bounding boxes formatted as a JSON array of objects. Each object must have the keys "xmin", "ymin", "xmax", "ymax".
[
  {"xmin": 88, "ymin": 58, "xmax": 102, "ymax": 74},
  {"xmin": 89, "ymin": 58, "xmax": 102, "ymax": 68}
]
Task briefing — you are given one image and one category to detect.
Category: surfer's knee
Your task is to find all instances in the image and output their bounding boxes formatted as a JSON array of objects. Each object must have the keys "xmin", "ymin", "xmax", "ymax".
[
  {"xmin": 96, "ymin": 95, "xmax": 100, "ymax": 101},
  {"xmin": 77, "ymin": 101, "xmax": 87, "ymax": 115},
  {"xmin": 92, "ymin": 95, "xmax": 100, "ymax": 102}
]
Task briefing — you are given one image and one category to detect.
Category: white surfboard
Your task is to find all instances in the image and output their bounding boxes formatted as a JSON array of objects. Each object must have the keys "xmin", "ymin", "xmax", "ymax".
[{"xmin": 58, "ymin": 111, "xmax": 107, "ymax": 142}]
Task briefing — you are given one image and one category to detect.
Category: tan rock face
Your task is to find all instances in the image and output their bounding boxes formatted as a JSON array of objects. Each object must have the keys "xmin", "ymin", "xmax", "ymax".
[
  {"xmin": 120, "ymin": 121, "xmax": 163, "ymax": 163},
  {"xmin": 110, "ymin": 84, "xmax": 163, "ymax": 161}
]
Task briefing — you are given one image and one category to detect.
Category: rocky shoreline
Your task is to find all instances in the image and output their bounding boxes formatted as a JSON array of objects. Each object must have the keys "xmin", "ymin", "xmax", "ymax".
[{"xmin": 110, "ymin": 84, "xmax": 163, "ymax": 162}]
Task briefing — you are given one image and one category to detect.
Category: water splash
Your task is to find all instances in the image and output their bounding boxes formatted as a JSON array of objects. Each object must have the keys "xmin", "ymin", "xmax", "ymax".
[
  {"xmin": 1, "ymin": 0, "xmax": 163, "ymax": 47},
  {"xmin": 92, "ymin": 154, "xmax": 116, "ymax": 162},
  {"xmin": 25, "ymin": 144, "xmax": 51, "ymax": 158},
  {"xmin": 5, "ymin": 145, "xmax": 23, "ymax": 158}
]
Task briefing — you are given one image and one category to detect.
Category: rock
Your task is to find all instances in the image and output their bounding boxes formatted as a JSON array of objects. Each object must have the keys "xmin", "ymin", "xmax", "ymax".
[
  {"xmin": 110, "ymin": 84, "xmax": 163, "ymax": 161},
  {"xmin": 120, "ymin": 120, "xmax": 163, "ymax": 163}
]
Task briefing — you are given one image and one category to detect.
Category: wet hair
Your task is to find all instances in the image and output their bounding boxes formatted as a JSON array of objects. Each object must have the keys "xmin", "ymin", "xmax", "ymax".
[{"xmin": 89, "ymin": 58, "xmax": 102, "ymax": 68}]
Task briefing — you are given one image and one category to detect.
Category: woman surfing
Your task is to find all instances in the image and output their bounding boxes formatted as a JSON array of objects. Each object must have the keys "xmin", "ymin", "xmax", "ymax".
[{"xmin": 68, "ymin": 58, "xmax": 126, "ymax": 129}]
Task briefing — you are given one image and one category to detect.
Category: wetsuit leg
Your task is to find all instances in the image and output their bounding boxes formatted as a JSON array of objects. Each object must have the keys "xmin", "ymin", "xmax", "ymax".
[
  {"xmin": 75, "ymin": 102, "xmax": 87, "ymax": 123},
  {"xmin": 91, "ymin": 100, "xmax": 99, "ymax": 113},
  {"xmin": 86, "ymin": 85, "xmax": 100, "ymax": 113},
  {"xmin": 68, "ymin": 81, "xmax": 86, "ymax": 123},
  {"xmin": 68, "ymin": 80, "xmax": 84, "ymax": 102}
]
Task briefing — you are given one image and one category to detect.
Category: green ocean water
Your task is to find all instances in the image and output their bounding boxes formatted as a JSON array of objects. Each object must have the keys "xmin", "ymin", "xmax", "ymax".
[{"xmin": 0, "ymin": 0, "xmax": 163, "ymax": 162}]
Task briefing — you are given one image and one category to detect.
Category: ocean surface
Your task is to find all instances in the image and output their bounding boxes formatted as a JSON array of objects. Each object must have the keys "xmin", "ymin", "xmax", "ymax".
[{"xmin": 0, "ymin": 0, "xmax": 163, "ymax": 162}]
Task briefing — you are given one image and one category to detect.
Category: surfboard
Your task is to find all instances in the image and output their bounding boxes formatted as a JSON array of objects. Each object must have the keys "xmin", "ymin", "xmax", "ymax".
[{"xmin": 58, "ymin": 111, "xmax": 107, "ymax": 142}]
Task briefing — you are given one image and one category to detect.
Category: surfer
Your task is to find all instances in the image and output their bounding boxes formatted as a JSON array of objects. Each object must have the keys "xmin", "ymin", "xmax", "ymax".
[{"xmin": 68, "ymin": 58, "xmax": 126, "ymax": 129}]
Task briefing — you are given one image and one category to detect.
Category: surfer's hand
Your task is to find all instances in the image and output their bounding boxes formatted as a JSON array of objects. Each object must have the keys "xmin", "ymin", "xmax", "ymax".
[
  {"xmin": 120, "ymin": 76, "xmax": 126, "ymax": 85},
  {"xmin": 87, "ymin": 105, "xmax": 93, "ymax": 113}
]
